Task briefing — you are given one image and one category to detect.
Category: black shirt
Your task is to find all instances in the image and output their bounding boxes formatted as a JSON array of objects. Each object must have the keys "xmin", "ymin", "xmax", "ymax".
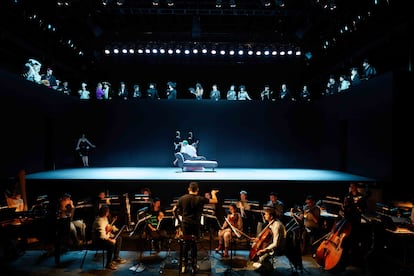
[{"xmin": 176, "ymin": 194, "xmax": 209, "ymax": 225}]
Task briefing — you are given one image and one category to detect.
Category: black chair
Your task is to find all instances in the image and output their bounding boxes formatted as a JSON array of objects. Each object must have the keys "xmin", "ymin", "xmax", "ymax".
[{"xmin": 80, "ymin": 241, "xmax": 106, "ymax": 269}]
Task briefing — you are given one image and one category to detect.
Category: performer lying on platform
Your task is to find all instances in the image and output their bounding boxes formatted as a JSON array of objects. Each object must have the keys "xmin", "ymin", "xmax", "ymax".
[
  {"xmin": 174, "ymin": 140, "xmax": 206, "ymax": 167},
  {"xmin": 180, "ymin": 140, "xmax": 206, "ymax": 160}
]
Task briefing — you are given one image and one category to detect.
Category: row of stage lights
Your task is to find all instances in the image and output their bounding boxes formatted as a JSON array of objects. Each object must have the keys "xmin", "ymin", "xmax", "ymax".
[{"xmin": 104, "ymin": 44, "xmax": 302, "ymax": 58}]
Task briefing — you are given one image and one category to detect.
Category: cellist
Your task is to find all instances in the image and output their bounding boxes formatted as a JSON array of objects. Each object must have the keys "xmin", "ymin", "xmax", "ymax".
[{"xmin": 250, "ymin": 207, "xmax": 286, "ymax": 273}]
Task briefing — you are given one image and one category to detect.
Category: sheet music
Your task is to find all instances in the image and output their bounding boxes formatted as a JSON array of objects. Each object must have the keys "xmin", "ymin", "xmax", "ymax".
[
  {"xmin": 156, "ymin": 216, "xmax": 173, "ymax": 231},
  {"xmin": 224, "ymin": 216, "xmax": 241, "ymax": 238}
]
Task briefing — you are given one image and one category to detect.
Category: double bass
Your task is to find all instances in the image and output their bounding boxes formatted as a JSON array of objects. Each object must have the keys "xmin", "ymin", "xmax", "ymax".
[{"xmin": 315, "ymin": 217, "xmax": 352, "ymax": 271}]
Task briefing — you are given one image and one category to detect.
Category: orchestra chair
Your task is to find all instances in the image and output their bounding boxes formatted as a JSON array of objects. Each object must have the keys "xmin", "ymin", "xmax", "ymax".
[
  {"xmin": 54, "ymin": 216, "xmax": 72, "ymax": 265},
  {"xmin": 229, "ymin": 234, "xmax": 248, "ymax": 259},
  {"xmin": 80, "ymin": 240, "xmax": 106, "ymax": 269}
]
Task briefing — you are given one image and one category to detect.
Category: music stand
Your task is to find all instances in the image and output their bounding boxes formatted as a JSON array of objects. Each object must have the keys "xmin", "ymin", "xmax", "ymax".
[
  {"xmin": 129, "ymin": 213, "xmax": 151, "ymax": 273},
  {"xmin": 157, "ymin": 216, "xmax": 179, "ymax": 273},
  {"xmin": 202, "ymin": 213, "xmax": 221, "ymax": 259},
  {"xmin": 222, "ymin": 217, "xmax": 244, "ymax": 276}
]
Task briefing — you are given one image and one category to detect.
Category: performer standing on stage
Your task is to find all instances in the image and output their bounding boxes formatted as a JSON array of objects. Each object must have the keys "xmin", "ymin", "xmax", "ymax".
[{"xmin": 75, "ymin": 133, "xmax": 96, "ymax": 167}]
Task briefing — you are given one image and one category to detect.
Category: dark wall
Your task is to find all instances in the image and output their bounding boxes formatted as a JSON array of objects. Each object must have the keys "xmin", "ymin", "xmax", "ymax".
[{"xmin": 1, "ymin": 69, "xmax": 392, "ymax": 182}]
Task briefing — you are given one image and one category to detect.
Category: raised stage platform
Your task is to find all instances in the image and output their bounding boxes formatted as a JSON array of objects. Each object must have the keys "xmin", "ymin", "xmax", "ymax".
[
  {"xmin": 24, "ymin": 167, "xmax": 377, "ymax": 213},
  {"xmin": 25, "ymin": 167, "xmax": 374, "ymax": 182}
]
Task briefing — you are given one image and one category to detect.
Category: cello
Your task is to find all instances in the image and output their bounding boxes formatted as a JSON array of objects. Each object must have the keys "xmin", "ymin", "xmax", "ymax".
[
  {"xmin": 249, "ymin": 221, "xmax": 274, "ymax": 261},
  {"xmin": 315, "ymin": 217, "xmax": 352, "ymax": 271}
]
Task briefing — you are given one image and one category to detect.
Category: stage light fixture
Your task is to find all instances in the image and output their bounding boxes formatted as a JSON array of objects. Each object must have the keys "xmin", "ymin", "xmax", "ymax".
[
  {"xmin": 274, "ymin": 0, "xmax": 285, "ymax": 7},
  {"xmin": 152, "ymin": 0, "xmax": 160, "ymax": 6},
  {"xmin": 229, "ymin": 0, "xmax": 236, "ymax": 8},
  {"xmin": 166, "ymin": 0, "xmax": 174, "ymax": 7},
  {"xmin": 261, "ymin": 0, "xmax": 272, "ymax": 7},
  {"xmin": 215, "ymin": 0, "xmax": 222, "ymax": 8}
]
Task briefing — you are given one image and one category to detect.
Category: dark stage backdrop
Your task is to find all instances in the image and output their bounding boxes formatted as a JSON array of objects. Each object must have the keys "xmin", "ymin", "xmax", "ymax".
[{"xmin": 1, "ymin": 69, "xmax": 392, "ymax": 182}]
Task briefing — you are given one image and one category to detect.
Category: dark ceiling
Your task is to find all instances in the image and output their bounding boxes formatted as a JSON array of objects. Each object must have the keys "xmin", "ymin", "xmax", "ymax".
[{"xmin": 0, "ymin": 0, "xmax": 409, "ymax": 88}]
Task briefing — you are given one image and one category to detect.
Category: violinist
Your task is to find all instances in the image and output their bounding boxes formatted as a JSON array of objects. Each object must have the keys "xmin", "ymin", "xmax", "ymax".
[
  {"xmin": 250, "ymin": 207, "xmax": 286, "ymax": 273},
  {"xmin": 215, "ymin": 203, "xmax": 243, "ymax": 257},
  {"xmin": 92, "ymin": 204, "xmax": 126, "ymax": 270},
  {"xmin": 264, "ymin": 192, "xmax": 284, "ymax": 219},
  {"xmin": 236, "ymin": 190, "xmax": 251, "ymax": 218},
  {"xmin": 301, "ymin": 195, "xmax": 321, "ymax": 254},
  {"xmin": 146, "ymin": 197, "xmax": 170, "ymax": 252}
]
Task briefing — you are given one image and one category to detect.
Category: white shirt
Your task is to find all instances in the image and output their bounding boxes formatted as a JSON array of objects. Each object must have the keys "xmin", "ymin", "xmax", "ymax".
[{"xmin": 180, "ymin": 144, "xmax": 198, "ymax": 157}]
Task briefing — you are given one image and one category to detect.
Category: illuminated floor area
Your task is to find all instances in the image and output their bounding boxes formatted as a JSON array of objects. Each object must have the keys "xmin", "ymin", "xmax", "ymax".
[{"xmin": 26, "ymin": 167, "xmax": 374, "ymax": 182}]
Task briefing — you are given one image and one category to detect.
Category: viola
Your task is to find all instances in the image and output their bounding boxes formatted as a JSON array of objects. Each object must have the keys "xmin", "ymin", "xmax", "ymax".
[
  {"xmin": 315, "ymin": 217, "xmax": 352, "ymax": 271},
  {"xmin": 249, "ymin": 221, "xmax": 274, "ymax": 260}
]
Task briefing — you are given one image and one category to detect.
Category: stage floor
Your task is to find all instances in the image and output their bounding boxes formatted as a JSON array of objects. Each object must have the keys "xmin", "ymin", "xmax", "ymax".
[{"xmin": 25, "ymin": 167, "xmax": 375, "ymax": 182}]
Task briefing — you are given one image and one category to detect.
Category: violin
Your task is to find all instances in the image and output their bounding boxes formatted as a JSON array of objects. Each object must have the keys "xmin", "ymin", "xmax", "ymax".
[
  {"xmin": 249, "ymin": 221, "xmax": 274, "ymax": 260},
  {"xmin": 106, "ymin": 216, "xmax": 117, "ymax": 234},
  {"xmin": 158, "ymin": 211, "xmax": 165, "ymax": 222},
  {"xmin": 315, "ymin": 217, "xmax": 352, "ymax": 271}
]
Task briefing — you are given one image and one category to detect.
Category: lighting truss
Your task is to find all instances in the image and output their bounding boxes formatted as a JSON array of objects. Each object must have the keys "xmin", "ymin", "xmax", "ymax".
[{"xmin": 104, "ymin": 41, "xmax": 302, "ymax": 59}]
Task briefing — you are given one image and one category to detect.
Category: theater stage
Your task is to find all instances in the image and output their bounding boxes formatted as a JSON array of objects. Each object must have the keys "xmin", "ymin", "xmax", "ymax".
[
  {"xmin": 25, "ymin": 167, "xmax": 374, "ymax": 182},
  {"xmin": 24, "ymin": 167, "xmax": 375, "ymax": 210}
]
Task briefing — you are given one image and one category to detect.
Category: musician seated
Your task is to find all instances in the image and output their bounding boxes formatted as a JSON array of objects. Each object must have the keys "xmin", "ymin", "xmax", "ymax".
[
  {"xmin": 250, "ymin": 208, "xmax": 286, "ymax": 273},
  {"xmin": 6, "ymin": 192, "xmax": 24, "ymax": 212},
  {"xmin": 92, "ymin": 205, "xmax": 126, "ymax": 270},
  {"xmin": 215, "ymin": 203, "xmax": 243, "ymax": 257},
  {"xmin": 58, "ymin": 193, "xmax": 87, "ymax": 247},
  {"xmin": 145, "ymin": 197, "xmax": 172, "ymax": 252},
  {"xmin": 301, "ymin": 195, "xmax": 321, "ymax": 255}
]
